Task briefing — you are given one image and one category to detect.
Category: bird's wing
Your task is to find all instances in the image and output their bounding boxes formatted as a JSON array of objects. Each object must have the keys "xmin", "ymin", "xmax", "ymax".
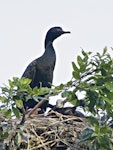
[{"xmin": 22, "ymin": 60, "xmax": 37, "ymax": 83}]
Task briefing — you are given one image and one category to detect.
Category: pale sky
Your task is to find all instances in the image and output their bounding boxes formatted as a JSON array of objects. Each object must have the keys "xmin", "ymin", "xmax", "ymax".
[{"xmin": 0, "ymin": 0, "xmax": 113, "ymax": 86}]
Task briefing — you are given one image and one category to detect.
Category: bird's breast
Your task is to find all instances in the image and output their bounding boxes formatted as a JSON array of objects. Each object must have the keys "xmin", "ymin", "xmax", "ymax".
[
  {"xmin": 38, "ymin": 53, "xmax": 56, "ymax": 70},
  {"xmin": 34, "ymin": 66, "xmax": 53, "ymax": 88}
]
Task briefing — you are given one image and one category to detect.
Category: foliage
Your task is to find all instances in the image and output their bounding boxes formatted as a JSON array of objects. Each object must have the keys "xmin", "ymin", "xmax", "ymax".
[
  {"xmin": 0, "ymin": 77, "xmax": 51, "ymax": 119},
  {"xmin": 0, "ymin": 77, "xmax": 51, "ymax": 149},
  {"xmin": 56, "ymin": 47, "xmax": 113, "ymax": 112},
  {"xmin": 0, "ymin": 47, "xmax": 113, "ymax": 149},
  {"xmin": 55, "ymin": 47, "xmax": 113, "ymax": 149}
]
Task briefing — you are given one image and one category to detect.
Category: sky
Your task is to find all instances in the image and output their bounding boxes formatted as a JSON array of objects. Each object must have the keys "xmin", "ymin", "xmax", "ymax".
[{"xmin": 0, "ymin": 0, "xmax": 113, "ymax": 87}]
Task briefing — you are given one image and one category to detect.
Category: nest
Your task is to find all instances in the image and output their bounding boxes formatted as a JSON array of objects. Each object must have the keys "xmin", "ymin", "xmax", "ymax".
[{"xmin": 1, "ymin": 110, "xmax": 89, "ymax": 150}]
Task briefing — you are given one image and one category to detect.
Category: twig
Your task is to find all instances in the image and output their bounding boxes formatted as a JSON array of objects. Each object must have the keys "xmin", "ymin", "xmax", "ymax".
[
  {"xmin": 30, "ymin": 139, "xmax": 60, "ymax": 150},
  {"xmin": 31, "ymin": 128, "xmax": 48, "ymax": 150},
  {"xmin": 27, "ymin": 99, "xmax": 46, "ymax": 118},
  {"xmin": 19, "ymin": 107, "xmax": 26, "ymax": 125},
  {"xmin": 48, "ymin": 110, "xmax": 64, "ymax": 121},
  {"xmin": 48, "ymin": 115, "xmax": 83, "ymax": 127},
  {"xmin": 26, "ymin": 128, "xmax": 30, "ymax": 150}
]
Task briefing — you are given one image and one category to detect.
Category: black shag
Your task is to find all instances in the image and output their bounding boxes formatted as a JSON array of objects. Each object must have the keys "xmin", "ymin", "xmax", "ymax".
[{"xmin": 22, "ymin": 27, "xmax": 70, "ymax": 112}]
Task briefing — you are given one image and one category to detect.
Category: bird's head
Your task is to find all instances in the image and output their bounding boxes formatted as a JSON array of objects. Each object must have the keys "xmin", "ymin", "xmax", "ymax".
[{"xmin": 45, "ymin": 27, "xmax": 70, "ymax": 48}]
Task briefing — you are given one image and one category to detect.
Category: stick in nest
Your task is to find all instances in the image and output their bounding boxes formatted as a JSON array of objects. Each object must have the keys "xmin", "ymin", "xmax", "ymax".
[{"xmin": 27, "ymin": 100, "xmax": 46, "ymax": 118}]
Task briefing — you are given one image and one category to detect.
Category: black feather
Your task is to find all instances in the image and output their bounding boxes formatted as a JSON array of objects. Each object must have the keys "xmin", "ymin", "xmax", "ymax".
[{"xmin": 22, "ymin": 27, "xmax": 70, "ymax": 113}]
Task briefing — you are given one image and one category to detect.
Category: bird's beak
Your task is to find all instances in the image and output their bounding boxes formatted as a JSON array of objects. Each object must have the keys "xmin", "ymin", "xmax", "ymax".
[{"xmin": 63, "ymin": 31, "xmax": 71, "ymax": 34}]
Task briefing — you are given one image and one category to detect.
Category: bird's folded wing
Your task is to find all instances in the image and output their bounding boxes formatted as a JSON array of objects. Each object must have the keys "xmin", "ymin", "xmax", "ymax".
[{"xmin": 22, "ymin": 60, "xmax": 37, "ymax": 83}]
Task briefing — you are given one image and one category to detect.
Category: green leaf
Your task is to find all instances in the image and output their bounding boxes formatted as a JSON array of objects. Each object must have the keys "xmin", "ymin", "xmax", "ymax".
[
  {"xmin": 5, "ymin": 109, "xmax": 12, "ymax": 119},
  {"xmin": 77, "ymin": 55, "xmax": 87, "ymax": 72},
  {"xmin": 61, "ymin": 91, "xmax": 69, "ymax": 98},
  {"xmin": 72, "ymin": 71, "xmax": 80, "ymax": 80},
  {"xmin": 67, "ymin": 81, "xmax": 72, "ymax": 86},
  {"xmin": 82, "ymin": 128, "xmax": 94, "ymax": 141},
  {"xmin": 107, "ymin": 92, "xmax": 113, "ymax": 100},
  {"xmin": 72, "ymin": 62, "xmax": 79, "ymax": 72},
  {"xmin": 80, "ymin": 64, "xmax": 86, "ymax": 72},
  {"xmin": 13, "ymin": 77, "xmax": 19, "ymax": 81},
  {"xmin": 32, "ymin": 96, "xmax": 40, "ymax": 102},
  {"xmin": 38, "ymin": 87, "xmax": 50, "ymax": 95},
  {"xmin": 13, "ymin": 77, "xmax": 19, "ymax": 85},
  {"xmin": 77, "ymin": 55, "xmax": 83, "ymax": 67},
  {"xmin": 8, "ymin": 79, "xmax": 14, "ymax": 88},
  {"xmin": 82, "ymin": 50, "xmax": 87, "ymax": 56},
  {"xmin": 102, "ymin": 46, "xmax": 107, "ymax": 56},
  {"xmin": 105, "ymin": 82, "xmax": 113, "ymax": 92},
  {"xmin": 15, "ymin": 99, "xmax": 23, "ymax": 109},
  {"xmin": 101, "ymin": 68, "xmax": 107, "ymax": 76},
  {"xmin": 59, "ymin": 84, "xmax": 64, "ymax": 90},
  {"xmin": 2, "ymin": 87, "xmax": 9, "ymax": 93},
  {"xmin": 33, "ymin": 87, "xmax": 39, "ymax": 94},
  {"xmin": 0, "ymin": 96, "xmax": 9, "ymax": 103},
  {"xmin": 15, "ymin": 132, "xmax": 22, "ymax": 146},
  {"xmin": 67, "ymin": 92, "xmax": 78, "ymax": 106},
  {"xmin": 55, "ymin": 84, "xmax": 65, "ymax": 91},
  {"xmin": 94, "ymin": 124, "xmax": 99, "ymax": 134},
  {"xmin": 87, "ymin": 116, "xmax": 99, "ymax": 126},
  {"xmin": 12, "ymin": 107, "xmax": 20, "ymax": 118},
  {"xmin": 103, "ymin": 97, "xmax": 112, "ymax": 105},
  {"xmin": 19, "ymin": 78, "xmax": 31, "ymax": 85},
  {"xmin": 0, "ymin": 108, "xmax": 8, "ymax": 114},
  {"xmin": 100, "ymin": 126, "xmax": 111, "ymax": 134}
]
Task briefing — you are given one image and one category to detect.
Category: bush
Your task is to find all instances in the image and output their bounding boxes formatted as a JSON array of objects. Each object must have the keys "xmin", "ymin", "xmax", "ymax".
[{"xmin": 0, "ymin": 47, "xmax": 113, "ymax": 149}]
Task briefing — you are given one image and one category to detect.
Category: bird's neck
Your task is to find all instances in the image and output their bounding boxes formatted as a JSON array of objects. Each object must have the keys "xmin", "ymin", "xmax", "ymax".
[
  {"xmin": 45, "ymin": 40, "xmax": 53, "ymax": 49},
  {"xmin": 44, "ymin": 41, "xmax": 55, "ymax": 55},
  {"xmin": 43, "ymin": 40, "xmax": 56, "ymax": 61},
  {"xmin": 45, "ymin": 34, "xmax": 54, "ymax": 49},
  {"xmin": 44, "ymin": 37, "xmax": 56, "ymax": 59}
]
